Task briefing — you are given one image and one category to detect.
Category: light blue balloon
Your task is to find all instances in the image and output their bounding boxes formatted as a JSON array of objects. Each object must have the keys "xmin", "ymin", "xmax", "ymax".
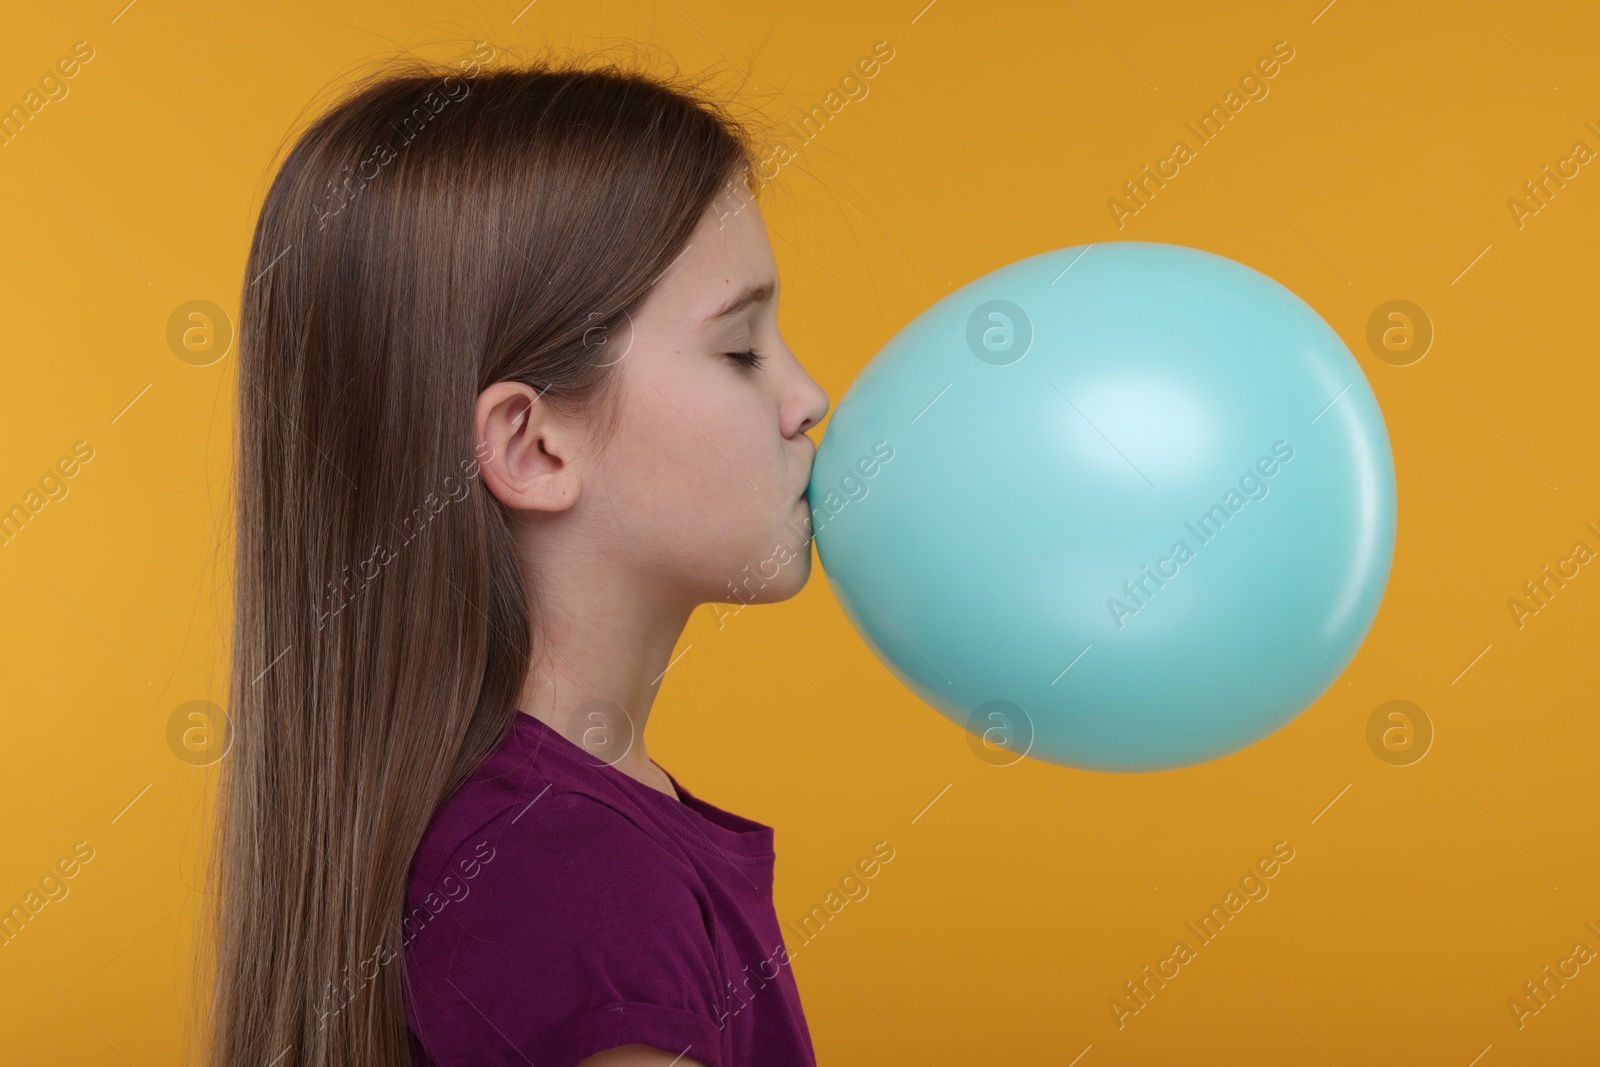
[{"xmin": 809, "ymin": 241, "xmax": 1396, "ymax": 772}]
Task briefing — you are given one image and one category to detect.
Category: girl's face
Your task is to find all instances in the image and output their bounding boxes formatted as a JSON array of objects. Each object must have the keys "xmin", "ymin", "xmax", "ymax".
[
  {"xmin": 596, "ymin": 186, "xmax": 832, "ymax": 607},
  {"xmin": 479, "ymin": 180, "xmax": 832, "ymax": 615}
]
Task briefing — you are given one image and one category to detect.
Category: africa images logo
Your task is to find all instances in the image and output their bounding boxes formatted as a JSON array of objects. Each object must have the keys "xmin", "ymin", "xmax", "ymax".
[{"xmin": 1106, "ymin": 441, "xmax": 1295, "ymax": 629}]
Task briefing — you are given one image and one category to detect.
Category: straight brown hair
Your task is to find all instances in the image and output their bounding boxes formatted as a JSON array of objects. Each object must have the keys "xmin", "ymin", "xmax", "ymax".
[{"xmin": 200, "ymin": 48, "xmax": 759, "ymax": 1067}]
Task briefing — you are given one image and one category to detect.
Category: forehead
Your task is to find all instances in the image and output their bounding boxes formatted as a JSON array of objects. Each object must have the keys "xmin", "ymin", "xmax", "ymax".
[{"xmin": 644, "ymin": 194, "xmax": 776, "ymax": 330}]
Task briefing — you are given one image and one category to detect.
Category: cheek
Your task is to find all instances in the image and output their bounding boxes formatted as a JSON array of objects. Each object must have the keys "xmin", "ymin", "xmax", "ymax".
[
  {"xmin": 684, "ymin": 419, "xmax": 781, "ymax": 546},
  {"xmin": 613, "ymin": 378, "xmax": 776, "ymax": 558}
]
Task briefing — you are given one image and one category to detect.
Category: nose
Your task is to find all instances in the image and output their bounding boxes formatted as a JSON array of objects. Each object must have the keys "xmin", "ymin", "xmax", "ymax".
[{"xmin": 794, "ymin": 376, "xmax": 830, "ymax": 437}]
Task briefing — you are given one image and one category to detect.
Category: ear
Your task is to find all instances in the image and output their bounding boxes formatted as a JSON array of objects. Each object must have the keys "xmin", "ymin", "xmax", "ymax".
[{"xmin": 474, "ymin": 381, "xmax": 582, "ymax": 513}]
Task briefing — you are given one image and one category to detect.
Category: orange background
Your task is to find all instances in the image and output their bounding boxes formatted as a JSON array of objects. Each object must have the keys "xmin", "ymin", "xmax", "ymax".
[{"xmin": 2, "ymin": 1, "xmax": 1598, "ymax": 1063}]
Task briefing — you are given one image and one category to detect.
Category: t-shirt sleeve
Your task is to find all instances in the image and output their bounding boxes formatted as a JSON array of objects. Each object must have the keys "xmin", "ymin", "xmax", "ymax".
[{"xmin": 404, "ymin": 790, "xmax": 728, "ymax": 1067}]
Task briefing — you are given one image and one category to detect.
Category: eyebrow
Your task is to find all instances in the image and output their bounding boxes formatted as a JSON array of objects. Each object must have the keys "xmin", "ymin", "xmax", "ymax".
[{"xmin": 699, "ymin": 279, "xmax": 776, "ymax": 329}]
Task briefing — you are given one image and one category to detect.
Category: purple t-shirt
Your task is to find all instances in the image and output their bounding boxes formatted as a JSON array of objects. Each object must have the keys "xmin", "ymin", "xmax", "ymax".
[{"xmin": 403, "ymin": 710, "xmax": 816, "ymax": 1067}]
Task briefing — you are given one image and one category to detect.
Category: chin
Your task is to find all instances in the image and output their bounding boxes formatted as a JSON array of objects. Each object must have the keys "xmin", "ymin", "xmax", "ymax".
[{"xmin": 710, "ymin": 534, "xmax": 811, "ymax": 606}]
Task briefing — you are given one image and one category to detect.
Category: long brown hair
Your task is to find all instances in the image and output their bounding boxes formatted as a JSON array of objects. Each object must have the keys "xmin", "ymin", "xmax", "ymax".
[{"xmin": 201, "ymin": 47, "xmax": 759, "ymax": 1066}]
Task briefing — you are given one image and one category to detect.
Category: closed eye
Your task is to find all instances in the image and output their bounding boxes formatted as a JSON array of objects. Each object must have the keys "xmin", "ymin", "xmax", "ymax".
[{"xmin": 726, "ymin": 348, "xmax": 765, "ymax": 369}]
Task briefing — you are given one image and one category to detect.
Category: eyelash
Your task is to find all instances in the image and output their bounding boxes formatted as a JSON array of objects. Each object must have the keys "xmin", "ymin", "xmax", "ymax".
[{"xmin": 726, "ymin": 348, "xmax": 766, "ymax": 369}]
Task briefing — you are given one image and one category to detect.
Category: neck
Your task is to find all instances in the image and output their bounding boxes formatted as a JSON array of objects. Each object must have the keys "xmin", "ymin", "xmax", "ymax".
[{"xmin": 514, "ymin": 507, "xmax": 699, "ymax": 799}]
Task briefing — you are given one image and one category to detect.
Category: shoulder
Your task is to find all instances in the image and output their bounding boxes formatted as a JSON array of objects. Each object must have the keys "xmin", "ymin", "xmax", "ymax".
[
  {"xmin": 473, "ymin": 787, "xmax": 704, "ymax": 910},
  {"xmin": 409, "ymin": 772, "xmax": 702, "ymax": 913},
  {"xmin": 405, "ymin": 781, "xmax": 716, "ymax": 965},
  {"xmin": 407, "ymin": 717, "xmax": 697, "ymax": 906},
  {"xmin": 404, "ymin": 790, "xmax": 730, "ymax": 1067}
]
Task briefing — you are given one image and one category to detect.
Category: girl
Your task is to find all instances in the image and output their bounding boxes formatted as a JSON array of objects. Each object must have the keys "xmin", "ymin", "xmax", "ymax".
[{"xmin": 204, "ymin": 51, "xmax": 831, "ymax": 1067}]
